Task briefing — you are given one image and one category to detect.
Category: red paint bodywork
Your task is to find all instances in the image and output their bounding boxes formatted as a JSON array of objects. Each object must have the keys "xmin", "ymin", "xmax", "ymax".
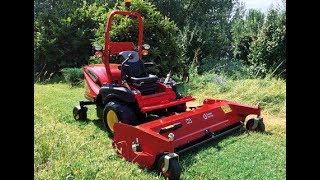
[
  {"xmin": 83, "ymin": 10, "xmax": 192, "ymax": 112},
  {"xmin": 113, "ymin": 99, "xmax": 261, "ymax": 168},
  {"xmin": 84, "ymin": 64, "xmax": 121, "ymax": 99}
]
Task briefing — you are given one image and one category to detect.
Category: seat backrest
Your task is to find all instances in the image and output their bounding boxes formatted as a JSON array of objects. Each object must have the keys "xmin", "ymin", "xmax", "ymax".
[{"xmin": 119, "ymin": 51, "xmax": 147, "ymax": 78}]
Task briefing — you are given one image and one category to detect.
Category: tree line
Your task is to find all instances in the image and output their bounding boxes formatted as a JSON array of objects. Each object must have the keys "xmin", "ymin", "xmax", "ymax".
[{"xmin": 34, "ymin": 0, "xmax": 286, "ymax": 79}]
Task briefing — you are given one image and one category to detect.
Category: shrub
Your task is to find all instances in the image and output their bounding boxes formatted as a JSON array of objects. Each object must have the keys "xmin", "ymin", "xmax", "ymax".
[
  {"xmin": 34, "ymin": 2, "xmax": 106, "ymax": 78},
  {"xmin": 61, "ymin": 68, "xmax": 83, "ymax": 86}
]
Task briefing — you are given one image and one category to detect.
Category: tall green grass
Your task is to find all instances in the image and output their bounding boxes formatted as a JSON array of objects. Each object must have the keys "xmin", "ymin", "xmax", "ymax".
[
  {"xmin": 177, "ymin": 58, "xmax": 286, "ymax": 118},
  {"xmin": 178, "ymin": 73, "xmax": 285, "ymax": 117}
]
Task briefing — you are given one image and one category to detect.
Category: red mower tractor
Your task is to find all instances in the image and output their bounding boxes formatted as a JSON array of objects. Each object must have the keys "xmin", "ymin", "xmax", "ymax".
[{"xmin": 73, "ymin": 2, "xmax": 265, "ymax": 180}]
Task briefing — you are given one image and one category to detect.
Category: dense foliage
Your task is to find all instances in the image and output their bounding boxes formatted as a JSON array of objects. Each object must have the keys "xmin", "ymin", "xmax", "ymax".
[
  {"xmin": 148, "ymin": 0, "xmax": 235, "ymax": 71},
  {"xmin": 248, "ymin": 9, "xmax": 286, "ymax": 77},
  {"xmin": 231, "ymin": 7, "xmax": 286, "ymax": 77},
  {"xmin": 34, "ymin": 1, "xmax": 100, "ymax": 78},
  {"xmin": 34, "ymin": 0, "xmax": 286, "ymax": 79}
]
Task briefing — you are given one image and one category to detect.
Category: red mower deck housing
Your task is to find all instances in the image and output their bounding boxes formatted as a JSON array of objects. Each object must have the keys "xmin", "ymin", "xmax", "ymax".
[{"xmin": 112, "ymin": 99, "xmax": 261, "ymax": 168}]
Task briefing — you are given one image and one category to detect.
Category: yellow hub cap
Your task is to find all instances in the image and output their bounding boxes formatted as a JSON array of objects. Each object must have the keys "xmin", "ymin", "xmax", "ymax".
[{"xmin": 107, "ymin": 110, "xmax": 119, "ymax": 132}]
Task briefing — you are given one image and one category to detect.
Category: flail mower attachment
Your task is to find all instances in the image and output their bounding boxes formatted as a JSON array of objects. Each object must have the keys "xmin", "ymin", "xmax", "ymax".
[{"xmin": 112, "ymin": 99, "xmax": 264, "ymax": 179}]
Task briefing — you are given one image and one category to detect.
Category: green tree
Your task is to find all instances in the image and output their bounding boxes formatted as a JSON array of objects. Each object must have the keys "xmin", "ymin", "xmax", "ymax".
[
  {"xmin": 248, "ymin": 8, "xmax": 286, "ymax": 77},
  {"xmin": 146, "ymin": 0, "xmax": 185, "ymax": 28},
  {"xmin": 34, "ymin": 1, "xmax": 106, "ymax": 77},
  {"xmin": 231, "ymin": 9, "xmax": 265, "ymax": 62},
  {"xmin": 164, "ymin": 0, "xmax": 238, "ymax": 73}
]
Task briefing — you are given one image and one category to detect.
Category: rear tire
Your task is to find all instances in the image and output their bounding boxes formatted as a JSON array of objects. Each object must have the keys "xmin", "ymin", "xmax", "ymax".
[
  {"xmin": 157, "ymin": 155, "xmax": 181, "ymax": 180},
  {"xmin": 103, "ymin": 101, "xmax": 137, "ymax": 137}
]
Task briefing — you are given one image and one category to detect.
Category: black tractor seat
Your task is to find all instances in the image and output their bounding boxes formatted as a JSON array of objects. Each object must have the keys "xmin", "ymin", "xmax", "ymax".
[
  {"xmin": 130, "ymin": 74, "xmax": 158, "ymax": 84},
  {"xmin": 119, "ymin": 51, "xmax": 159, "ymax": 95}
]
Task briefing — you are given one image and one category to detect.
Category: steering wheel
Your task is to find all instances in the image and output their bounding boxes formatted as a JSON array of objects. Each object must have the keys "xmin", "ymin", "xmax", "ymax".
[{"xmin": 120, "ymin": 53, "xmax": 134, "ymax": 81}]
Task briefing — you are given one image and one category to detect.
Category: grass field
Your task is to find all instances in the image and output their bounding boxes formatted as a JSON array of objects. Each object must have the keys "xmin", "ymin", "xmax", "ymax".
[{"xmin": 34, "ymin": 77, "xmax": 286, "ymax": 179}]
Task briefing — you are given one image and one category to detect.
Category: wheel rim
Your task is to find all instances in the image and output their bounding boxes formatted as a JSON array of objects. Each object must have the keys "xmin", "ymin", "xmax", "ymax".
[{"xmin": 107, "ymin": 110, "xmax": 119, "ymax": 132}]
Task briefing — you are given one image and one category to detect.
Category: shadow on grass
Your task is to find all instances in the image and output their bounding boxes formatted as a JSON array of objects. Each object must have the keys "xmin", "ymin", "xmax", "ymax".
[
  {"xmin": 89, "ymin": 118, "xmax": 115, "ymax": 139},
  {"xmin": 142, "ymin": 128, "xmax": 260, "ymax": 177},
  {"xmin": 143, "ymin": 128, "xmax": 251, "ymax": 177},
  {"xmin": 178, "ymin": 127, "xmax": 272, "ymax": 170},
  {"xmin": 91, "ymin": 119, "xmax": 107, "ymax": 132},
  {"xmin": 77, "ymin": 118, "xmax": 107, "ymax": 131}
]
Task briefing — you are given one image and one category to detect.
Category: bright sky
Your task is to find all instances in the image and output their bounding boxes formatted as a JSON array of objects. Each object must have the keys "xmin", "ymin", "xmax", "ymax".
[{"xmin": 241, "ymin": 0, "xmax": 284, "ymax": 13}]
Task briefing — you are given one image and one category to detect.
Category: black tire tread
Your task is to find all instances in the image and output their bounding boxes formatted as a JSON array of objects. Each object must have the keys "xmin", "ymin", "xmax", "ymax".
[{"xmin": 103, "ymin": 101, "xmax": 137, "ymax": 136}]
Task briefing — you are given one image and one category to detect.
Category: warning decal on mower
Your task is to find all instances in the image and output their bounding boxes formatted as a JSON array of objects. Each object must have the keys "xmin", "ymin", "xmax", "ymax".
[{"xmin": 221, "ymin": 105, "xmax": 232, "ymax": 113}]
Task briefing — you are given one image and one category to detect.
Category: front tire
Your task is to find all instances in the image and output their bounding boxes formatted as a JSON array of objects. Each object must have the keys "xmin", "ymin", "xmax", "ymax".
[{"xmin": 103, "ymin": 102, "xmax": 137, "ymax": 136}]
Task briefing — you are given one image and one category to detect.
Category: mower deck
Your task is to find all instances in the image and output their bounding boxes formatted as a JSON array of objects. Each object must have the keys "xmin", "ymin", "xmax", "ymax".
[{"xmin": 112, "ymin": 99, "xmax": 261, "ymax": 169}]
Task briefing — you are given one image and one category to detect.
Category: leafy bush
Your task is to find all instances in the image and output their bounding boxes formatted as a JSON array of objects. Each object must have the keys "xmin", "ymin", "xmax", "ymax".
[
  {"xmin": 34, "ymin": 1, "xmax": 105, "ymax": 77},
  {"xmin": 61, "ymin": 68, "xmax": 83, "ymax": 86},
  {"xmin": 176, "ymin": 24, "xmax": 204, "ymax": 73},
  {"xmin": 231, "ymin": 9, "xmax": 265, "ymax": 63},
  {"xmin": 34, "ymin": 0, "xmax": 286, "ymax": 81}
]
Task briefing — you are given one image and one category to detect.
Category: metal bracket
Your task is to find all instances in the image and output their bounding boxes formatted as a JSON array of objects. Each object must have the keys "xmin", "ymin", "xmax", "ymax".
[
  {"xmin": 79, "ymin": 101, "xmax": 95, "ymax": 108},
  {"xmin": 252, "ymin": 117, "xmax": 263, "ymax": 129},
  {"xmin": 256, "ymin": 102, "xmax": 262, "ymax": 108},
  {"xmin": 132, "ymin": 138, "xmax": 141, "ymax": 152},
  {"xmin": 162, "ymin": 153, "xmax": 179, "ymax": 173}
]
